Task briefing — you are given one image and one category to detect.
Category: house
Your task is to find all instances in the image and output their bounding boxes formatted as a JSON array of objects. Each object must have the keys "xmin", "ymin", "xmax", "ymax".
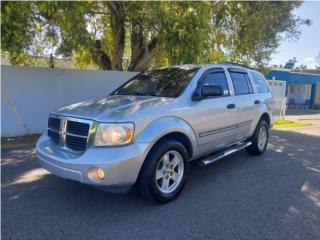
[{"xmin": 265, "ymin": 69, "xmax": 320, "ymax": 109}]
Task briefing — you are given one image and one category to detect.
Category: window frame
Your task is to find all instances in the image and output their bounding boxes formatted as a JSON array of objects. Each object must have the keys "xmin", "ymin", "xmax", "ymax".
[
  {"xmin": 228, "ymin": 68, "xmax": 254, "ymax": 96},
  {"xmin": 195, "ymin": 68, "xmax": 231, "ymax": 99}
]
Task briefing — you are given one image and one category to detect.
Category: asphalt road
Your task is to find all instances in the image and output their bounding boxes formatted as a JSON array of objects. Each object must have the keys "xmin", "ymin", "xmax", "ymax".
[{"xmin": 2, "ymin": 128, "xmax": 320, "ymax": 240}]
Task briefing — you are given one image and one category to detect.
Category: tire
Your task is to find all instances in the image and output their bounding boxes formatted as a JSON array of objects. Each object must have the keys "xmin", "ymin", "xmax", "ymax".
[
  {"xmin": 137, "ymin": 139, "xmax": 189, "ymax": 203},
  {"xmin": 246, "ymin": 119, "xmax": 269, "ymax": 156}
]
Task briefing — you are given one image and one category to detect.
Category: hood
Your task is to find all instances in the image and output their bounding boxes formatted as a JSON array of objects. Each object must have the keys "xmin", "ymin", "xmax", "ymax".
[{"xmin": 53, "ymin": 95, "xmax": 174, "ymax": 122}]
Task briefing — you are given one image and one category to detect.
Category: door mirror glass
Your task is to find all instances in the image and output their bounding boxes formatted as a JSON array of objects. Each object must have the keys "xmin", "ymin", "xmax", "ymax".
[{"xmin": 200, "ymin": 84, "xmax": 223, "ymax": 98}]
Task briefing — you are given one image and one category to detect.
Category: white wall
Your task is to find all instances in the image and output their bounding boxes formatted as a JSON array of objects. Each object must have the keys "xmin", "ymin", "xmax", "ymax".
[{"xmin": 1, "ymin": 65, "xmax": 137, "ymax": 136}]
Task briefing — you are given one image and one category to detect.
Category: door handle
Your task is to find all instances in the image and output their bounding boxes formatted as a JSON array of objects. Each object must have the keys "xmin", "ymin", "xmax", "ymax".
[
  {"xmin": 227, "ymin": 104, "xmax": 236, "ymax": 109},
  {"xmin": 254, "ymin": 100, "xmax": 260, "ymax": 104}
]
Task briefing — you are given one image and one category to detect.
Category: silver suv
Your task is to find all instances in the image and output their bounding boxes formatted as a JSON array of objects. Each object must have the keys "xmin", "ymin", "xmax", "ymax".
[{"xmin": 36, "ymin": 62, "xmax": 273, "ymax": 203}]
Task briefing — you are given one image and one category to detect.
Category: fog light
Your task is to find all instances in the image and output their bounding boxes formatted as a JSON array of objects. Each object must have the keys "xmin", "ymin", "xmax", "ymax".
[
  {"xmin": 97, "ymin": 168, "xmax": 105, "ymax": 179},
  {"xmin": 88, "ymin": 167, "xmax": 105, "ymax": 182}
]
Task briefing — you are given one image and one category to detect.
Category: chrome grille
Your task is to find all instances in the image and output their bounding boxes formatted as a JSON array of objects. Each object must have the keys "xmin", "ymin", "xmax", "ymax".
[
  {"xmin": 48, "ymin": 117, "xmax": 60, "ymax": 130},
  {"xmin": 47, "ymin": 115, "xmax": 93, "ymax": 152},
  {"xmin": 66, "ymin": 121, "xmax": 90, "ymax": 136},
  {"xmin": 48, "ymin": 129, "xmax": 60, "ymax": 145},
  {"xmin": 65, "ymin": 134, "xmax": 88, "ymax": 151}
]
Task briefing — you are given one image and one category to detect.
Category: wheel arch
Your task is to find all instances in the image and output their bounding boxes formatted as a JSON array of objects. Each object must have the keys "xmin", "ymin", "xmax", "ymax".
[
  {"xmin": 260, "ymin": 112, "xmax": 271, "ymax": 128},
  {"xmin": 148, "ymin": 131, "xmax": 194, "ymax": 158},
  {"xmin": 135, "ymin": 116, "xmax": 197, "ymax": 159}
]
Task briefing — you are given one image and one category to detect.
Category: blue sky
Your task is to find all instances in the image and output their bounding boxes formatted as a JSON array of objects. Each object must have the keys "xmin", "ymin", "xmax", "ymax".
[{"xmin": 270, "ymin": 1, "xmax": 320, "ymax": 68}]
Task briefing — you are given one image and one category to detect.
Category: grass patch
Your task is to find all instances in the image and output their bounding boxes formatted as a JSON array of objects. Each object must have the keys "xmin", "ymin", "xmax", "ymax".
[
  {"xmin": 1, "ymin": 133, "xmax": 42, "ymax": 147},
  {"xmin": 273, "ymin": 119, "xmax": 311, "ymax": 129}
]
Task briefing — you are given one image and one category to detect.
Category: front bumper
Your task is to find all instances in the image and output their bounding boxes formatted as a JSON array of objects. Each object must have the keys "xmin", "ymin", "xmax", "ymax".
[{"xmin": 36, "ymin": 135, "xmax": 149, "ymax": 192}]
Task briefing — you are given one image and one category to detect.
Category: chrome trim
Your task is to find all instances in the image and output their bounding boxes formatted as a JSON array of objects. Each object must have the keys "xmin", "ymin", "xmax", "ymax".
[
  {"xmin": 64, "ymin": 132, "xmax": 88, "ymax": 139},
  {"xmin": 200, "ymin": 141, "xmax": 252, "ymax": 166},
  {"xmin": 199, "ymin": 124, "xmax": 237, "ymax": 137},
  {"xmin": 237, "ymin": 120, "xmax": 253, "ymax": 128},
  {"xmin": 47, "ymin": 128, "xmax": 60, "ymax": 133},
  {"xmin": 199, "ymin": 120, "xmax": 253, "ymax": 137},
  {"xmin": 88, "ymin": 121, "xmax": 98, "ymax": 146},
  {"xmin": 60, "ymin": 118, "xmax": 67, "ymax": 146}
]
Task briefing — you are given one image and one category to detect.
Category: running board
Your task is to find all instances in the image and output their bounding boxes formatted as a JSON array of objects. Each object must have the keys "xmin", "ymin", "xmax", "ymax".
[{"xmin": 199, "ymin": 141, "xmax": 252, "ymax": 167}]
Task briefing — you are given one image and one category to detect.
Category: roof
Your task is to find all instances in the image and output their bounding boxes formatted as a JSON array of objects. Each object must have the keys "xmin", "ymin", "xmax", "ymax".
[
  {"xmin": 292, "ymin": 69, "xmax": 320, "ymax": 75},
  {"xmin": 172, "ymin": 62, "xmax": 257, "ymax": 72},
  {"xmin": 265, "ymin": 69, "xmax": 320, "ymax": 84}
]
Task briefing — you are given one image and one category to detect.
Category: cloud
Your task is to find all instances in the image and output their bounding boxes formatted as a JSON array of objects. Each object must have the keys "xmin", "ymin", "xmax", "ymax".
[{"xmin": 303, "ymin": 57, "xmax": 314, "ymax": 62}]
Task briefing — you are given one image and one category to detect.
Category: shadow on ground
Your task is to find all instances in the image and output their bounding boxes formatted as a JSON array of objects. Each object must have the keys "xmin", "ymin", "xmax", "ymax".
[{"xmin": 2, "ymin": 129, "xmax": 320, "ymax": 240}]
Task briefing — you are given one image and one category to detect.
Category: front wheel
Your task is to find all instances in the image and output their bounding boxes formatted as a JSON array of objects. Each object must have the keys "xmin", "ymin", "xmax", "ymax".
[
  {"xmin": 137, "ymin": 140, "xmax": 189, "ymax": 203},
  {"xmin": 246, "ymin": 119, "xmax": 269, "ymax": 155}
]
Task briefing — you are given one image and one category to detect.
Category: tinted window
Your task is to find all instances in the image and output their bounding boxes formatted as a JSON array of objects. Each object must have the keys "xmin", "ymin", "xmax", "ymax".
[
  {"xmin": 202, "ymin": 72, "xmax": 229, "ymax": 96},
  {"xmin": 230, "ymin": 72, "xmax": 253, "ymax": 95},
  {"xmin": 113, "ymin": 67, "xmax": 198, "ymax": 98},
  {"xmin": 250, "ymin": 71, "xmax": 269, "ymax": 93}
]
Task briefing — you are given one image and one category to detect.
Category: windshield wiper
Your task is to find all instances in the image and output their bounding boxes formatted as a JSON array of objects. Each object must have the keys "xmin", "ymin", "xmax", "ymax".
[{"xmin": 114, "ymin": 92, "xmax": 154, "ymax": 96}]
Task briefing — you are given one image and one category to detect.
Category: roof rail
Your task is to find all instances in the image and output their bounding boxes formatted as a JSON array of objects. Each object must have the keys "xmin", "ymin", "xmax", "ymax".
[{"xmin": 218, "ymin": 61, "xmax": 256, "ymax": 70}]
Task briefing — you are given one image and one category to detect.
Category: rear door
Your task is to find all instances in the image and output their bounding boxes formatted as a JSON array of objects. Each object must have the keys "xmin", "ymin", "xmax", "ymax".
[{"xmin": 227, "ymin": 68, "xmax": 257, "ymax": 140}]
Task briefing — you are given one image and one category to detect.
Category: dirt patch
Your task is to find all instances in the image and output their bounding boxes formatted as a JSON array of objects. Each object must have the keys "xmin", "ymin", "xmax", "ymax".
[{"xmin": 1, "ymin": 134, "xmax": 42, "ymax": 148}]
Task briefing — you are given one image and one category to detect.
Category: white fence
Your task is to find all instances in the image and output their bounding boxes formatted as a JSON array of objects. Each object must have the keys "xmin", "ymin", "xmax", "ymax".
[
  {"xmin": 268, "ymin": 79, "xmax": 286, "ymax": 99},
  {"xmin": 268, "ymin": 79, "xmax": 287, "ymax": 120},
  {"xmin": 271, "ymin": 97, "xmax": 287, "ymax": 120},
  {"xmin": 1, "ymin": 65, "xmax": 137, "ymax": 136}
]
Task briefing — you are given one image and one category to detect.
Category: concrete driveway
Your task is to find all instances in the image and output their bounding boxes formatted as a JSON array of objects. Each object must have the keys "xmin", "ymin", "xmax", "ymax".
[{"xmin": 2, "ymin": 120, "xmax": 320, "ymax": 239}]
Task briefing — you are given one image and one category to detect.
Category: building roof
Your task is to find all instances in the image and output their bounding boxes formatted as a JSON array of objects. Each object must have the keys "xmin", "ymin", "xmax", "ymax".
[
  {"xmin": 292, "ymin": 69, "xmax": 320, "ymax": 75},
  {"xmin": 265, "ymin": 69, "xmax": 320, "ymax": 85}
]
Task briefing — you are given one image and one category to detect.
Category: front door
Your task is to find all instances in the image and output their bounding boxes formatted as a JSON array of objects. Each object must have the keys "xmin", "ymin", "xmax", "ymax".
[{"xmin": 188, "ymin": 69, "xmax": 238, "ymax": 155}]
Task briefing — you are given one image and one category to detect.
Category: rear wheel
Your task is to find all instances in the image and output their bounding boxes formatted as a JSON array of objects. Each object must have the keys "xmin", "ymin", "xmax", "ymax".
[
  {"xmin": 246, "ymin": 119, "xmax": 269, "ymax": 155},
  {"xmin": 137, "ymin": 140, "xmax": 189, "ymax": 203}
]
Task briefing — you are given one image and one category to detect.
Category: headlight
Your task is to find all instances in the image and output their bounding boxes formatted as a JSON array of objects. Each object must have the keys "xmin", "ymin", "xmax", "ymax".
[{"xmin": 94, "ymin": 123, "xmax": 134, "ymax": 146}]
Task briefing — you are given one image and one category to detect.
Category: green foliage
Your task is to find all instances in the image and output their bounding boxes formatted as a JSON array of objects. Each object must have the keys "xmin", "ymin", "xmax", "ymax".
[
  {"xmin": 1, "ymin": 1, "xmax": 34, "ymax": 63},
  {"xmin": 158, "ymin": 2, "xmax": 211, "ymax": 65},
  {"xmin": 284, "ymin": 57, "xmax": 298, "ymax": 69},
  {"xmin": 1, "ymin": 1, "xmax": 309, "ymax": 70}
]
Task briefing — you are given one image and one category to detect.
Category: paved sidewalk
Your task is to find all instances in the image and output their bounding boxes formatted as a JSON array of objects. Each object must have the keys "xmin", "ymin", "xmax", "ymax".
[{"xmin": 279, "ymin": 110, "xmax": 320, "ymax": 136}]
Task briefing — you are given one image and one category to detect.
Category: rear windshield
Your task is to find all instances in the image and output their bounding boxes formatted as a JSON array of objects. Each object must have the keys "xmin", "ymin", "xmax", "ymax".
[{"xmin": 112, "ymin": 67, "xmax": 199, "ymax": 98}]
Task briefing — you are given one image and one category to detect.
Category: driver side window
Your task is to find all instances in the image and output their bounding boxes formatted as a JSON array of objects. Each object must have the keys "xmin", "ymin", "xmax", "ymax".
[{"xmin": 202, "ymin": 72, "xmax": 230, "ymax": 96}]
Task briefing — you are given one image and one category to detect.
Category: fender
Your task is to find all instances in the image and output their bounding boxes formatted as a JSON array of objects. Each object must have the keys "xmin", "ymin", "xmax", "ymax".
[
  {"xmin": 135, "ymin": 116, "xmax": 197, "ymax": 159},
  {"xmin": 249, "ymin": 102, "xmax": 271, "ymax": 136}
]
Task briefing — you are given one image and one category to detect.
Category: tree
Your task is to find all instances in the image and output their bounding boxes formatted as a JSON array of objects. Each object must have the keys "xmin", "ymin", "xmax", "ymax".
[
  {"xmin": 284, "ymin": 57, "xmax": 298, "ymax": 69},
  {"xmin": 296, "ymin": 64, "xmax": 307, "ymax": 70},
  {"xmin": 1, "ymin": 1, "xmax": 310, "ymax": 71}
]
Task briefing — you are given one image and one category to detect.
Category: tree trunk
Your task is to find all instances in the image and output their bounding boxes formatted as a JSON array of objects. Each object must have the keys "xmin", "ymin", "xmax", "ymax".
[
  {"xmin": 128, "ymin": 21, "xmax": 158, "ymax": 71},
  {"xmin": 107, "ymin": 2, "xmax": 125, "ymax": 70},
  {"xmin": 92, "ymin": 40, "xmax": 112, "ymax": 70}
]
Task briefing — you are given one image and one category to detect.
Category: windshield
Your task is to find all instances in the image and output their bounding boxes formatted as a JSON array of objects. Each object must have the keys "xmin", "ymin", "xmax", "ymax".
[{"xmin": 112, "ymin": 67, "xmax": 199, "ymax": 98}]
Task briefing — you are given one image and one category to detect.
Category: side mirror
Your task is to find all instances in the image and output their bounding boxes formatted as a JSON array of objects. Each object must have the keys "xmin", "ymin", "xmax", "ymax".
[
  {"xmin": 194, "ymin": 84, "xmax": 223, "ymax": 100},
  {"xmin": 193, "ymin": 84, "xmax": 224, "ymax": 100}
]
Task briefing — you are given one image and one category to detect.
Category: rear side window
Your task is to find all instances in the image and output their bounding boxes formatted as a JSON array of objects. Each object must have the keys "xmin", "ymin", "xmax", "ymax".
[
  {"xmin": 230, "ymin": 72, "xmax": 253, "ymax": 95},
  {"xmin": 250, "ymin": 71, "xmax": 269, "ymax": 93},
  {"xmin": 202, "ymin": 72, "xmax": 229, "ymax": 96}
]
